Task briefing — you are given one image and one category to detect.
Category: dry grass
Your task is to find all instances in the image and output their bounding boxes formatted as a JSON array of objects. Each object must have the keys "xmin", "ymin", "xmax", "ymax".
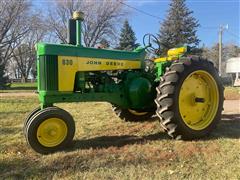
[{"xmin": 0, "ymin": 94, "xmax": 240, "ymax": 179}]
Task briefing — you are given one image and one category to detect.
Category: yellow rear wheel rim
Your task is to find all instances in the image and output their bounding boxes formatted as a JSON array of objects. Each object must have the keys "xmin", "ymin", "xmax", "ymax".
[
  {"xmin": 37, "ymin": 118, "xmax": 68, "ymax": 147},
  {"xmin": 128, "ymin": 109, "xmax": 148, "ymax": 116},
  {"xmin": 179, "ymin": 70, "xmax": 219, "ymax": 130}
]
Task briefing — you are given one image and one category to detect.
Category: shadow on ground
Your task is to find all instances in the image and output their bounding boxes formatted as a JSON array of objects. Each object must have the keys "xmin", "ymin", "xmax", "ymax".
[
  {"xmin": 221, "ymin": 114, "xmax": 240, "ymax": 121},
  {"xmin": 1, "ymin": 115, "xmax": 240, "ymax": 179},
  {"xmin": 68, "ymin": 114, "xmax": 240, "ymax": 151},
  {"xmin": 212, "ymin": 113, "xmax": 240, "ymax": 139},
  {"xmin": 69, "ymin": 132, "xmax": 168, "ymax": 151}
]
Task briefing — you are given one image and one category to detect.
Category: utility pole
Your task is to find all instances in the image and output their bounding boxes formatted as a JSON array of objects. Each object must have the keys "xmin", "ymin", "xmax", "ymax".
[{"xmin": 218, "ymin": 24, "xmax": 228, "ymax": 76}]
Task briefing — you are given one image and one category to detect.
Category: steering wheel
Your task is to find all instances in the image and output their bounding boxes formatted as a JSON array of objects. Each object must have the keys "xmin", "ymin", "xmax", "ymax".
[{"xmin": 143, "ymin": 33, "xmax": 161, "ymax": 54}]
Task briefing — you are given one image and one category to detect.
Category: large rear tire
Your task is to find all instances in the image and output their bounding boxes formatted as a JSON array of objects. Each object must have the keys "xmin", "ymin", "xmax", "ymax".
[{"xmin": 155, "ymin": 56, "xmax": 224, "ymax": 140}]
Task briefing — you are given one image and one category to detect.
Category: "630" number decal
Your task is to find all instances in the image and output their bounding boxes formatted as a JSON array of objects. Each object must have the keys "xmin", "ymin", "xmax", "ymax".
[{"xmin": 62, "ymin": 59, "xmax": 73, "ymax": 65}]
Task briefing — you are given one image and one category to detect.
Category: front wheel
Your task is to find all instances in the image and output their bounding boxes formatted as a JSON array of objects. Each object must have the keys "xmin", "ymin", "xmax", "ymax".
[
  {"xmin": 23, "ymin": 107, "xmax": 41, "ymax": 138},
  {"xmin": 155, "ymin": 57, "xmax": 224, "ymax": 140},
  {"xmin": 25, "ymin": 107, "xmax": 75, "ymax": 154}
]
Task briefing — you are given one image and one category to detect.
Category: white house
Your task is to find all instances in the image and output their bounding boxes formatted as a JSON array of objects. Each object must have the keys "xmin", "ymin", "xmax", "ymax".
[{"xmin": 226, "ymin": 57, "xmax": 240, "ymax": 86}]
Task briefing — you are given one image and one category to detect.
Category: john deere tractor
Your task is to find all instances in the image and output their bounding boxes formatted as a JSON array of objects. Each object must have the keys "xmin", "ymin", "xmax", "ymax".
[{"xmin": 24, "ymin": 12, "xmax": 224, "ymax": 154}]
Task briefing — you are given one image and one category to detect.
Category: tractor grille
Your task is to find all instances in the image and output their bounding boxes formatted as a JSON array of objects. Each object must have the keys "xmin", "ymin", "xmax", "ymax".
[{"xmin": 38, "ymin": 55, "xmax": 58, "ymax": 91}]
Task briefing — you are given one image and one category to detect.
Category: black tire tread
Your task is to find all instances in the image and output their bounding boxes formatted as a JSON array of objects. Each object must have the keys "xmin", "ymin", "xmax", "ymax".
[
  {"xmin": 23, "ymin": 107, "xmax": 41, "ymax": 138},
  {"xmin": 155, "ymin": 57, "xmax": 224, "ymax": 140}
]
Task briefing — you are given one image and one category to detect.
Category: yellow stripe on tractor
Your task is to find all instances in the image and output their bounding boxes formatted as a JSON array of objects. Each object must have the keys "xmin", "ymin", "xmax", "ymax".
[{"xmin": 58, "ymin": 56, "xmax": 141, "ymax": 91}]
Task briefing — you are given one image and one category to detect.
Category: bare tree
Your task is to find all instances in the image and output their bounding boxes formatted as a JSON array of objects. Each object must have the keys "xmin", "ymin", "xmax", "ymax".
[
  {"xmin": 11, "ymin": 15, "xmax": 48, "ymax": 82},
  {"xmin": 0, "ymin": 0, "xmax": 30, "ymax": 62},
  {"xmin": 202, "ymin": 43, "xmax": 240, "ymax": 76},
  {"xmin": 47, "ymin": 0, "xmax": 126, "ymax": 47},
  {"xmin": 0, "ymin": 0, "xmax": 30, "ymax": 86}
]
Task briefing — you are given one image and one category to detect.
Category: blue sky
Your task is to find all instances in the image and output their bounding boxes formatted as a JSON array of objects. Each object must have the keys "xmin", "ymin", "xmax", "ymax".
[
  {"xmin": 33, "ymin": 0, "xmax": 239, "ymax": 47},
  {"xmin": 126, "ymin": 0, "xmax": 240, "ymax": 47}
]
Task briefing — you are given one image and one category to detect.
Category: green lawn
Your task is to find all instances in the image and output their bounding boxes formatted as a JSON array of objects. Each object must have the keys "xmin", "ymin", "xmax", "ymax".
[
  {"xmin": 10, "ymin": 82, "xmax": 37, "ymax": 88},
  {"xmin": 0, "ymin": 95, "xmax": 240, "ymax": 179},
  {"xmin": 0, "ymin": 83, "xmax": 37, "ymax": 93}
]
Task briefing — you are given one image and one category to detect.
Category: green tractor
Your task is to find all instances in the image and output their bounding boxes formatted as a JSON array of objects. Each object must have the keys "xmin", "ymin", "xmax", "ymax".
[{"xmin": 24, "ymin": 11, "xmax": 224, "ymax": 154}]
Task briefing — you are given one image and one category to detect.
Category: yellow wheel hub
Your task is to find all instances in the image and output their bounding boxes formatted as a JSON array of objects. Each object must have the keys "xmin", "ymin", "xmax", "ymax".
[
  {"xmin": 179, "ymin": 70, "xmax": 219, "ymax": 130},
  {"xmin": 128, "ymin": 109, "xmax": 148, "ymax": 116},
  {"xmin": 37, "ymin": 118, "xmax": 68, "ymax": 147}
]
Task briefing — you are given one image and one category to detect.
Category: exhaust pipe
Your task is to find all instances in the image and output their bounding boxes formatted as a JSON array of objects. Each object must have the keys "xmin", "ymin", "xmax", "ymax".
[{"xmin": 67, "ymin": 11, "xmax": 84, "ymax": 46}]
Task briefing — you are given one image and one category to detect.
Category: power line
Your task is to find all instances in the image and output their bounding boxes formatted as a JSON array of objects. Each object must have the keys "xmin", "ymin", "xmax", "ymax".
[
  {"xmin": 119, "ymin": 1, "xmax": 163, "ymax": 21},
  {"xmin": 119, "ymin": 2, "xmax": 230, "ymax": 30},
  {"xmin": 120, "ymin": 1, "xmax": 240, "ymax": 42},
  {"xmin": 199, "ymin": 26, "xmax": 218, "ymax": 30},
  {"xmin": 226, "ymin": 30, "xmax": 240, "ymax": 39}
]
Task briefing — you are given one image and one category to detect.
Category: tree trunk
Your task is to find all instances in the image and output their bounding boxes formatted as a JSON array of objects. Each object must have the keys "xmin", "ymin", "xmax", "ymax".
[{"xmin": 21, "ymin": 76, "xmax": 27, "ymax": 83}]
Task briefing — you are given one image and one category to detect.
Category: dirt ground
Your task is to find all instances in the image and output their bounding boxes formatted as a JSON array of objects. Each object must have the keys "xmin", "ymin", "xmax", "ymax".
[{"xmin": 223, "ymin": 100, "xmax": 240, "ymax": 114}]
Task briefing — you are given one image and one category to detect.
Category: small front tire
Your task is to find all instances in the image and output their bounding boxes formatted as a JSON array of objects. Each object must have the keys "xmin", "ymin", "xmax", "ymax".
[
  {"xmin": 23, "ymin": 107, "xmax": 41, "ymax": 138},
  {"xmin": 25, "ymin": 107, "xmax": 75, "ymax": 154}
]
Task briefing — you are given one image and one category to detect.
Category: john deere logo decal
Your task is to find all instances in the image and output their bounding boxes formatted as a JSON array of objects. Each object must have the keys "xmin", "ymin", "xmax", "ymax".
[{"xmin": 86, "ymin": 60, "xmax": 124, "ymax": 66}]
